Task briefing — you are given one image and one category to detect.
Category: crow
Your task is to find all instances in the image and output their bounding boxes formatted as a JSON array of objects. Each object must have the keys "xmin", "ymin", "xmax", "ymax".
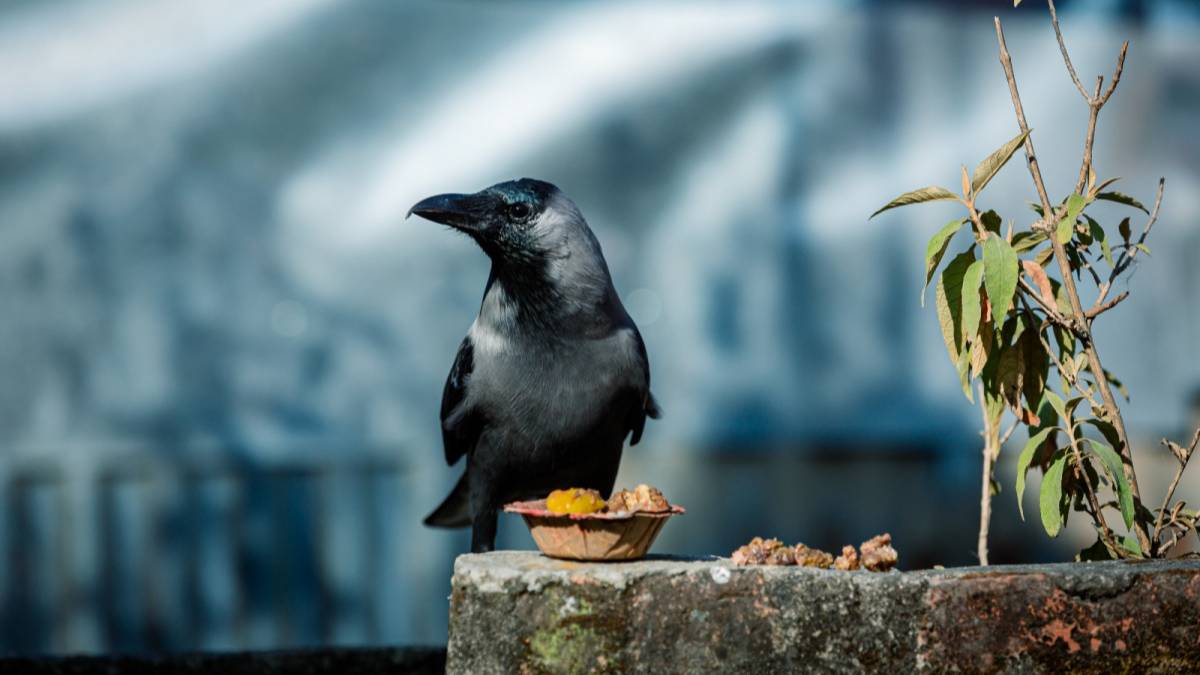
[{"xmin": 408, "ymin": 178, "xmax": 659, "ymax": 553}]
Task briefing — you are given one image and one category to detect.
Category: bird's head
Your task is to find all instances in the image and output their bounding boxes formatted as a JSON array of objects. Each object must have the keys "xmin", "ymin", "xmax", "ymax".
[
  {"xmin": 408, "ymin": 178, "xmax": 577, "ymax": 268},
  {"xmin": 410, "ymin": 179, "xmax": 616, "ymax": 324}
]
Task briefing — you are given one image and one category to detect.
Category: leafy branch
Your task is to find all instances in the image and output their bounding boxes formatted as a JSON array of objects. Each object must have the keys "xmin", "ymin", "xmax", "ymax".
[{"xmin": 872, "ymin": 0, "xmax": 1197, "ymax": 562}]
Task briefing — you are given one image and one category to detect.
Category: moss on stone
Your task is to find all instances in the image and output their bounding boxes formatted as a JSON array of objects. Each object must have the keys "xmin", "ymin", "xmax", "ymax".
[{"xmin": 528, "ymin": 623, "xmax": 607, "ymax": 674}]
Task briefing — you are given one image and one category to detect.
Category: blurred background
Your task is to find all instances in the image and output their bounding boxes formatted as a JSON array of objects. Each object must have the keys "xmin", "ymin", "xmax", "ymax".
[{"xmin": 0, "ymin": 0, "xmax": 1197, "ymax": 656}]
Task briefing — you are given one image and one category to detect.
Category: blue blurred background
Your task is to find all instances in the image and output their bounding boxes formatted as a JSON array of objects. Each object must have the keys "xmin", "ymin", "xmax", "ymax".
[{"xmin": 0, "ymin": 0, "xmax": 1197, "ymax": 655}]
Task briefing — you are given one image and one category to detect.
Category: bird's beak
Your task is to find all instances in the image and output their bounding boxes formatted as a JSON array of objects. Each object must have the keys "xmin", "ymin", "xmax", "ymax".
[{"xmin": 407, "ymin": 192, "xmax": 493, "ymax": 233}]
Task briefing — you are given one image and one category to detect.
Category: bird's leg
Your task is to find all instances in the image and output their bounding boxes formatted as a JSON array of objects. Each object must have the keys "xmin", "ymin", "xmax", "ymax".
[
  {"xmin": 468, "ymin": 465, "xmax": 499, "ymax": 553},
  {"xmin": 470, "ymin": 508, "xmax": 498, "ymax": 553}
]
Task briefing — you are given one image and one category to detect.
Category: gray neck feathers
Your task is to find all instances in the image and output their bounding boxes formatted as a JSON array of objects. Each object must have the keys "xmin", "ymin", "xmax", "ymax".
[{"xmin": 481, "ymin": 194, "xmax": 624, "ymax": 338}]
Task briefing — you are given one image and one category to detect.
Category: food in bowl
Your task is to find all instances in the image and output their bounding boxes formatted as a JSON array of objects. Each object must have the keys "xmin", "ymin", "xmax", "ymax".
[
  {"xmin": 545, "ymin": 487, "xmax": 607, "ymax": 515},
  {"xmin": 607, "ymin": 484, "xmax": 670, "ymax": 513}
]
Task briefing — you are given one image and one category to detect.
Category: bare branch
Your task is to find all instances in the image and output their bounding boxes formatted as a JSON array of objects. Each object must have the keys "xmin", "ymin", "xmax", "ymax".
[
  {"xmin": 1151, "ymin": 428, "xmax": 1199, "ymax": 553},
  {"xmin": 977, "ymin": 383, "xmax": 999, "ymax": 566},
  {"xmin": 1076, "ymin": 96, "xmax": 1102, "ymax": 194},
  {"xmin": 999, "ymin": 416, "xmax": 1022, "ymax": 446},
  {"xmin": 1085, "ymin": 291, "xmax": 1128, "ymax": 320},
  {"xmin": 994, "ymin": 17, "xmax": 1054, "ymax": 214},
  {"xmin": 1098, "ymin": 41, "xmax": 1129, "ymax": 106},
  {"xmin": 1048, "ymin": 0, "xmax": 1092, "ymax": 101},
  {"xmin": 1048, "ymin": 0, "xmax": 1128, "ymax": 107},
  {"xmin": 1017, "ymin": 278, "xmax": 1071, "ymax": 328}
]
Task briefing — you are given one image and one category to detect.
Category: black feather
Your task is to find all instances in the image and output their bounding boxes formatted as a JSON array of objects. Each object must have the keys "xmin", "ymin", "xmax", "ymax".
[{"xmin": 440, "ymin": 337, "xmax": 479, "ymax": 466}]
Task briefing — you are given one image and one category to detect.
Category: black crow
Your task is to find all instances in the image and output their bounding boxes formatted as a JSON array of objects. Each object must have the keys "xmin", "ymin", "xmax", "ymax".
[{"xmin": 409, "ymin": 178, "xmax": 659, "ymax": 553}]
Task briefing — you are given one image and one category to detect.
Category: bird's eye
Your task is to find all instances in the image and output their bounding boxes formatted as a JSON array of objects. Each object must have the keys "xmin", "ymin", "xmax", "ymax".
[{"xmin": 508, "ymin": 202, "xmax": 531, "ymax": 220}]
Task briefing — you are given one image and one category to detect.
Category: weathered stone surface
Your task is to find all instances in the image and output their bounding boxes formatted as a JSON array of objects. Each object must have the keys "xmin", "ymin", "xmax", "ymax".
[{"xmin": 448, "ymin": 552, "xmax": 1200, "ymax": 674}]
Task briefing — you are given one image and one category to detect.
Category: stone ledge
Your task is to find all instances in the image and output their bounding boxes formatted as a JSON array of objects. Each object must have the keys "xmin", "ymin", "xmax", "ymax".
[{"xmin": 448, "ymin": 552, "xmax": 1200, "ymax": 674}]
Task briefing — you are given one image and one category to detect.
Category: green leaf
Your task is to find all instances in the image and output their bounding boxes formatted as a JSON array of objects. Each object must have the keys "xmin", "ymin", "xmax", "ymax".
[
  {"xmin": 984, "ymin": 387, "xmax": 1005, "ymax": 426},
  {"xmin": 1083, "ymin": 418, "xmax": 1122, "ymax": 452},
  {"xmin": 1033, "ymin": 245, "xmax": 1055, "ymax": 268},
  {"xmin": 1065, "ymin": 396, "xmax": 1087, "ymax": 418},
  {"xmin": 1136, "ymin": 243, "xmax": 1151, "ymax": 256},
  {"xmin": 980, "ymin": 210, "xmax": 1002, "ymax": 234},
  {"xmin": 1017, "ymin": 427, "xmax": 1057, "ymax": 520},
  {"xmin": 1040, "ymin": 452, "xmax": 1069, "ymax": 537},
  {"xmin": 1088, "ymin": 220, "xmax": 1113, "ymax": 267},
  {"xmin": 1044, "ymin": 390, "xmax": 1068, "ymax": 423},
  {"xmin": 971, "ymin": 128, "xmax": 1032, "ymax": 195},
  {"xmin": 871, "ymin": 186, "xmax": 959, "ymax": 219},
  {"xmin": 1083, "ymin": 438, "xmax": 1135, "ymax": 530},
  {"xmin": 1095, "ymin": 191, "xmax": 1149, "ymax": 214},
  {"xmin": 1121, "ymin": 534, "xmax": 1143, "ymax": 557},
  {"xmin": 971, "ymin": 320, "xmax": 995, "ymax": 379},
  {"xmin": 1117, "ymin": 217, "xmax": 1131, "ymax": 244},
  {"xmin": 935, "ymin": 251, "xmax": 974, "ymax": 366},
  {"xmin": 921, "ymin": 219, "xmax": 966, "ymax": 306},
  {"xmin": 956, "ymin": 344, "xmax": 973, "ymax": 402},
  {"xmin": 982, "ymin": 234, "xmax": 1019, "ymax": 318},
  {"xmin": 996, "ymin": 339, "xmax": 1024, "ymax": 411},
  {"xmin": 960, "ymin": 260, "xmax": 985, "ymax": 350},
  {"xmin": 1020, "ymin": 329, "xmax": 1049, "ymax": 413},
  {"xmin": 1054, "ymin": 282, "xmax": 1073, "ymax": 318},
  {"xmin": 1056, "ymin": 193, "xmax": 1086, "ymax": 244},
  {"xmin": 1011, "ymin": 230, "xmax": 1045, "ymax": 253},
  {"xmin": 1105, "ymin": 369, "xmax": 1130, "ymax": 401},
  {"xmin": 1093, "ymin": 177, "xmax": 1121, "ymax": 194}
]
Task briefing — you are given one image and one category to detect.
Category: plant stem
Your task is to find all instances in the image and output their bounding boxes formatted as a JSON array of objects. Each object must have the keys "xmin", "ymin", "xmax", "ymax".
[
  {"xmin": 977, "ymin": 384, "xmax": 1000, "ymax": 565},
  {"xmin": 1059, "ymin": 409, "xmax": 1124, "ymax": 558},
  {"xmin": 993, "ymin": 15, "xmax": 1152, "ymax": 555}
]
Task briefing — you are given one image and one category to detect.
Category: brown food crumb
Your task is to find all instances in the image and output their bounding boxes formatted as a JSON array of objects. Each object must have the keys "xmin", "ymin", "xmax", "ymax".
[
  {"xmin": 732, "ymin": 537, "xmax": 794, "ymax": 566},
  {"xmin": 793, "ymin": 543, "xmax": 834, "ymax": 569},
  {"xmin": 607, "ymin": 484, "xmax": 670, "ymax": 513},
  {"xmin": 731, "ymin": 535, "xmax": 898, "ymax": 572},
  {"xmin": 834, "ymin": 545, "xmax": 860, "ymax": 571},
  {"xmin": 860, "ymin": 533, "xmax": 898, "ymax": 572}
]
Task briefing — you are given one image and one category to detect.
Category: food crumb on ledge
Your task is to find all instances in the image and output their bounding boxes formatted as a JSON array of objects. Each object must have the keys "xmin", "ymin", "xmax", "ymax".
[
  {"xmin": 833, "ymin": 545, "xmax": 860, "ymax": 571},
  {"xmin": 793, "ymin": 543, "xmax": 834, "ymax": 569},
  {"xmin": 732, "ymin": 537, "xmax": 793, "ymax": 566},
  {"xmin": 860, "ymin": 533, "xmax": 898, "ymax": 571},
  {"xmin": 732, "ymin": 534, "xmax": 898, "ymax": 571}
]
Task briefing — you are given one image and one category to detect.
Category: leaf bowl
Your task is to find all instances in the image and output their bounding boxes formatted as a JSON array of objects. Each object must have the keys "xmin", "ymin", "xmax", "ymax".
[{"xmin": 502, "ymin": 499, "xmax": 685, "ymax": 561}]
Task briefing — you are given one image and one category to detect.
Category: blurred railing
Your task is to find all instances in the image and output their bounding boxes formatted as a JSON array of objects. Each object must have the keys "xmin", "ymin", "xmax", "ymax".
[{"xmin": 0, "ymin": 447, "xmax": 419, "ymax": 655}]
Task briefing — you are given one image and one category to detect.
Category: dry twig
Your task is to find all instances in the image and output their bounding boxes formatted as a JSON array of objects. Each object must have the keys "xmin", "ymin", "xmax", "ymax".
[{"xmin": 1152, "ymin": 429, "xmax": 1200, "ymax": 553}]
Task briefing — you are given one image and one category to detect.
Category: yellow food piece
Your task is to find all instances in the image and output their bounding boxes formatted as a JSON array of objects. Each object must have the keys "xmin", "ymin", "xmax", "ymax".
[{"xmin": 545, "ymin": 488, "xmax": 606, "ymax": 514}]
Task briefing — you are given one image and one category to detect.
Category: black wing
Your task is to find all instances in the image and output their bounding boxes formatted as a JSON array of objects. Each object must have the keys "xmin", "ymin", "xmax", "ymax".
[
  {"xmin": 440, "ymin": 336, "xmax": 481, "ymax": 466},
  {"xmin": 624, "ymin": 327, "xmax": 661, "ymax": 446}
]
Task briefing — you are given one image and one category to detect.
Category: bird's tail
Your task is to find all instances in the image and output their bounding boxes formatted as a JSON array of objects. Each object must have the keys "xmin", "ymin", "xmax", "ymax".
[{"xmin": 423, "ymin": 473, "xmax": 471, "ymax": 528}]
